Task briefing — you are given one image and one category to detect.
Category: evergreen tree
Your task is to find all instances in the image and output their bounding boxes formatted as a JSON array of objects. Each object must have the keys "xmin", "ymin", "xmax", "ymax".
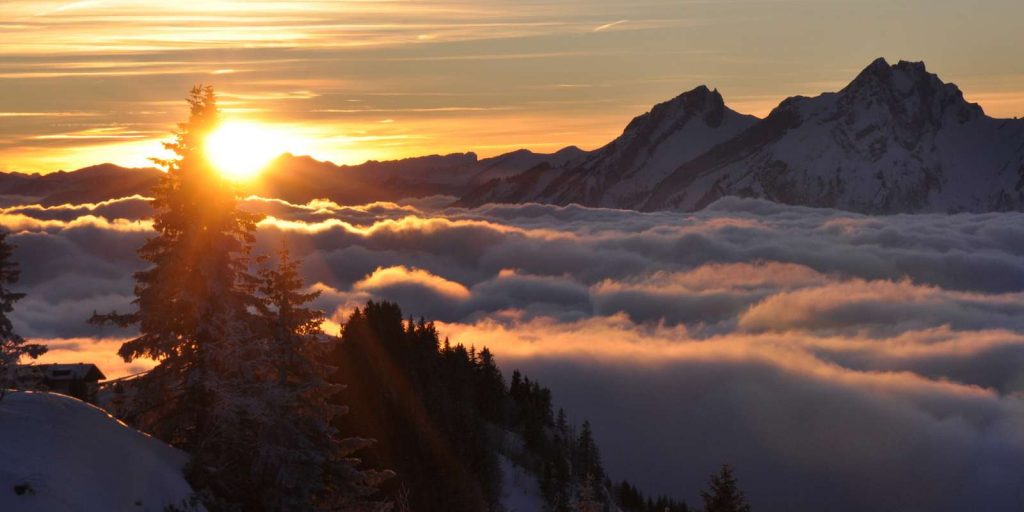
[
  {"xmin": 330, "ymin": 301, "xmax": 501, "ymax": 510},
  {"xmin": 90, "ymin": 86, "xmax": 267, "ymax": 506},
  {"xmin": 0, "ymin": 231, "xmax": 45, "ymax": 399},
  {"xmin": 613, "ymin": 480, "xmax": 689, "ymax": 512},
  {"xmin": 575, "ymin": 473, "xmax": 603, "ymax": 512},
  {"xmin": 575, "ymin": 421, "xmax": 604, "ymax": 480},
  {"xmin": 474, "ymin": 347, "xmax": 505, "ymax": 421},
  {"xmin": 700, "ymin": 465, "xmax": 751, "ymax": 512},
  {"xmin": 615, "ymin": 481, "xmax": 644, "ymax": 511},
  {"xmin": 251, "ymin": 246, "xmax": 390, "ymax": 510},
  {"xmin": 543, "ymin": 407, "xmax": 573, "ymax": 512}
]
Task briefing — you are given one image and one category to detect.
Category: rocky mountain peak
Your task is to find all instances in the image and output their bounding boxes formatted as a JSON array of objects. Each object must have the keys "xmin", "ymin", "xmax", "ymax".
[
  {"xmin": 839, "ymin": 58, "xmax": 981, "ymax": 119},
  {"xmin": 622, "ymin": 85, "xmax": 728, "ymax": 135},
  {"xmin": 845, "ymin": 58, "xmax": 933, "ymax": 93},
  {"xmin": 812, "ymin": 57, "xmax": 985, "ymax": 156},
  {"xmin": 669, "ymin": 85, "xmax": 726, "ymax": 118},
  {"xmin": 487, "ymin": 57, "xmax": 1023, "ymax": 215}
]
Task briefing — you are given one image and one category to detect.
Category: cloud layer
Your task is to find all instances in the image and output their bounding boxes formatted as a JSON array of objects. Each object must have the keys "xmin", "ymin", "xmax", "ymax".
[{"xmin": 7, "ymin": 195, "xmax": 1024, "ymax": 510}]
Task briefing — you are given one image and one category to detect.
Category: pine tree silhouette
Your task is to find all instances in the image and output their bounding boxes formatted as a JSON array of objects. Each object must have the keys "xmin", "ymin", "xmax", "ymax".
[
  {"xmin": 252, "ymin": 245, "xmax": 390, "ymax": 510},
  {"xmin": 0, "ymin": 231, "xmax": 45, "ymax": 400},
  {"xmin": 700, "ymin": 465, "xmax": 751, "ymax": 512},
  {"xmin": 576, "ymin": 420, "xmax": 603, "ymax": 479},
  {"xmin": 90, "ymin": 87, "xmax": 390, "ymax": 510},
  {"xmin": 90, "ymin": 85, "xmax": 265, "ymax": 504}
]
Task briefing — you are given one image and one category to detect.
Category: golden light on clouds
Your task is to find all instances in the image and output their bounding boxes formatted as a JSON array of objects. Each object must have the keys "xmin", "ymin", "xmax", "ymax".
[{"xmin": 1, "ymin": 0, "xmax": 1023, "ymax": 172}]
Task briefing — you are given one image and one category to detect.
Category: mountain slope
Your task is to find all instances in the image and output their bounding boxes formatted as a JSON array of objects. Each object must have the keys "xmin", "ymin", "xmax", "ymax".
[
  {"xmin": 641, "ymin": 58, "xmax": 1024, "ymax": 213},
  {"xmin": 252, "ymin": 148, "xmax": 584, "ymax": 205},
  {"xmin": 0, "ymin": 391, "xmax": 197, "ymax": 512},
  {"xmin": 0, "ymin": 164, "xmax": 162, "ymax": 207},
  {"xmin": 0, "ymin": 148, "xmax": 582, "ymax": 208},
  {"xmin": 457, "ymin": 86, "xmax": 758, "ymax": 209},
  {"xmin": 459, "ymin": 58, "xmax": 1024, "ymax": 214}
]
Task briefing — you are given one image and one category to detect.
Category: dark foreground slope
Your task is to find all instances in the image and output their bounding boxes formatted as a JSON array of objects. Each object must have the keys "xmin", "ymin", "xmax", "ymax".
[{"xmin": 329, "ymin": 301, "xmax": 689, "ymax": 512}]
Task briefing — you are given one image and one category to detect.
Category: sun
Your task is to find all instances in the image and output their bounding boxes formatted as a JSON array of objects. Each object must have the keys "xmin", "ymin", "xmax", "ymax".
[{"xmin": 204, "ymin": 121, "xmax": 282, "ymax": 181}]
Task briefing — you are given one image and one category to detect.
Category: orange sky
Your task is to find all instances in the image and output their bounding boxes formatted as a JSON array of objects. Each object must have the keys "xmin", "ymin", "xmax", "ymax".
[{"xmin": 2, "ymin": 0, "xmax": 1023, "ymax": 173}]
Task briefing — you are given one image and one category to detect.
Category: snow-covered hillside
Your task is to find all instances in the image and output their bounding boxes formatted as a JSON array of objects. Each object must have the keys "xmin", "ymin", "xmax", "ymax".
[
  {"xmin": 0, "ymin": 391, "xmax": 198, "ymax": 512},
  {"xmin": 459, "ymin": 58, "xmax": 1024, "ymax": 214},
  {"xmin": 459, "ymin": 86, "xmax": 757, "ymax": 209},
  {"xmin": 499, "ymin": 455, "xmax": 545, "ymax": 512},
  {"xmin": 643, "ymin": 58, "xmax": 1024, "ymax": 213}
]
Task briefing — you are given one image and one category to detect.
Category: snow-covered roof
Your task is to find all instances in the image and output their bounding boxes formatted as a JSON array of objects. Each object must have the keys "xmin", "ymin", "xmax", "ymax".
[{"xmin": 19, "ymin": 364, "xmax": 106, "ymax": 382}]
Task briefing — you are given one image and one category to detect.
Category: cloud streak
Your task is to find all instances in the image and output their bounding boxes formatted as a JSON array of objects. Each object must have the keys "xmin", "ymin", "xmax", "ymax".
[{"xmin": 593, "ymin": 20, "xmax": 628, "ymax": 32}]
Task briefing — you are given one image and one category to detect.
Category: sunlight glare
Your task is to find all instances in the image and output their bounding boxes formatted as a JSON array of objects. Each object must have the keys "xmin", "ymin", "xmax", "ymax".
[{"xmin": 205, "ymin": 121, "xmax": 282, "ymax": 181}]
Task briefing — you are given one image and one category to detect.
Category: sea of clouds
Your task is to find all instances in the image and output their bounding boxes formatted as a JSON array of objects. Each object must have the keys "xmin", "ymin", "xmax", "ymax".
[{"xmin": 6, "ymin": 194, "xmax": 1024, "ymax": 511}]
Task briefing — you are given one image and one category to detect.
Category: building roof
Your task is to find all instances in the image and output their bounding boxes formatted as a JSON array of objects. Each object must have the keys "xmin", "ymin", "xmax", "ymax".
[{"xmin": 19, "ymin": 363, "xmax": 106, "ymax": 382}]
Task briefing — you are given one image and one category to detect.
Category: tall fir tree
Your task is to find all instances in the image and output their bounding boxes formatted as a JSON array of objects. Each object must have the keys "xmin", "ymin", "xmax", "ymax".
[
  {"xmin": 575, "ymin": 420, "xmax": 604, "ymax": 480},
  {"xmin": 252, "ymin": 245, "xmax": 390, "ymax": 510},
  {"xmin": 91, "ymin": 85, "xmax": 265, "ymax": 502},
  {"xmin": 0, "ymin": 231, "xmax": 46, "ymax": 399},
  {"xmin": 700, "ymin": 465, "xmax": 751, "ymax": 512},
  {"xmin": 575, "ymin": 473, "xmax": 604, "ymax": 512}
]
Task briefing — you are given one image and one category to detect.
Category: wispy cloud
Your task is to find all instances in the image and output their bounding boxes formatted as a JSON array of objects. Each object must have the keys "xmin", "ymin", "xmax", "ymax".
[
  {"xmin": 0, "ymin": 112, "xmax": 101, "ymax": 118},
  {"xmin": 593, "ymin": 19, "xmax": 628, "ymax": 32},
  {"xmin": 30, "ymin": 0, "xmax": 103, "ymax": 18}
]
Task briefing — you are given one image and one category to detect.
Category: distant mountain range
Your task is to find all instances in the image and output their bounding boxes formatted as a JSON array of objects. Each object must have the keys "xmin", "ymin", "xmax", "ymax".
[
  {"xmin": 462, "ymin": 58, "xmax": 1024, "ymax": 213},
  {"xmin": 5, "ymin": 58, "xmax": 1022, "ymax": 214},
  {"xmin": 0, "ymin": 148, "xmax": 582, "ymax": 207}
]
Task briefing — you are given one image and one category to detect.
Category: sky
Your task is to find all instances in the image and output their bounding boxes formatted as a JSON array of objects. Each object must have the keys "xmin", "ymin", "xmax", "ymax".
[
  {"xmin": 2, "ymin": 0, "xmax": 1024, "ymax": 173},
  {"xmin": 6, "ymin": 3, "xmax": 1024, "ymax": 508}
]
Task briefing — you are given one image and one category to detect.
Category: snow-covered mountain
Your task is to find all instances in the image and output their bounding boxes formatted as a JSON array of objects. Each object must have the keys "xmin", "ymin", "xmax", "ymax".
[
  {"xmin": 457, "ymin": 86, "xmax": 757, "ymax": 209},
  {"xmin": 11, "ymin": 59, "xmax": 1021, "ymax": 214},
  {"xmin": 460, "ymin": 59, "xmax": 1024, "ymax": 214}
]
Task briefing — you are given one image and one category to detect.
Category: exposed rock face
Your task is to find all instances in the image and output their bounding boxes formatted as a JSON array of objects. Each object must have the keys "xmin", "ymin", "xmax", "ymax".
[
  {"xmin": 462, "ymin": 58, "xmax": 1024, "ymax": 214},
  {"xmin": 457, "ymin": 86, "xmax": 757, "ymax": 209}
]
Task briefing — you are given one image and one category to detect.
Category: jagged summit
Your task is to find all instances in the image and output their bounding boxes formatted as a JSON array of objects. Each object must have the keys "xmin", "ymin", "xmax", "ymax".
[
  {"xmin": 838, "ymin": 58, "xmax": 983, "ymax": 122},
  {"xmin": 461, "ymin": 58, "xmax": 1024, "ymax": 214},
  {"xmin": 624, "ymin": 85, "xmax": 729, "ymax": 133},
  {"xmin": 660, "ymin": 84, "xmax": 723, "ymax": 110},
  {"xmin": 846, "ymin": 58, "xmax": 938, "ymax": 93},
  {"xmin": 456, "ymin": 84, "xmax": 758, "ymax": 209}
]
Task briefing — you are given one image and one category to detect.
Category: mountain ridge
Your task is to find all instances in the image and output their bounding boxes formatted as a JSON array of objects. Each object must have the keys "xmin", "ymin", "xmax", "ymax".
[
  {"xmin": 466, "ymin": 58, "xmax": 1024, "ymax": 214},
  {"xmin": 456, "ymin": 85, "xmax": 759, "ymax": 209},
  {"xmin": 0, "ymin": 149, "xmax": 579, "ymax": 207},
  {"xmin": 639, "ymin": 58, "xmax": 1023, "ymax": 213},
  {"xmin": 5, "ymin": 58, "xmax": 1022, "ymax": 214}
]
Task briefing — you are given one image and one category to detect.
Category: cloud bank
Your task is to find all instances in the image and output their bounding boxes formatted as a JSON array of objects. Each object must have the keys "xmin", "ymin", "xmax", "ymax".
[{"xmin": 7, "ymin": 194, "xmax": 1024, "ymax": 511}]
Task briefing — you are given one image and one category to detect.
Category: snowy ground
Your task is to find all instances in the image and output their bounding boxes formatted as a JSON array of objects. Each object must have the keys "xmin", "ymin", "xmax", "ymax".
[
  {"xmin": 499, "ymin": 455, "xmax": 545, "ymax": 512},
  {"xmin": 0, "ymin": 391, "xmax": 198, "ymax": 511}
]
